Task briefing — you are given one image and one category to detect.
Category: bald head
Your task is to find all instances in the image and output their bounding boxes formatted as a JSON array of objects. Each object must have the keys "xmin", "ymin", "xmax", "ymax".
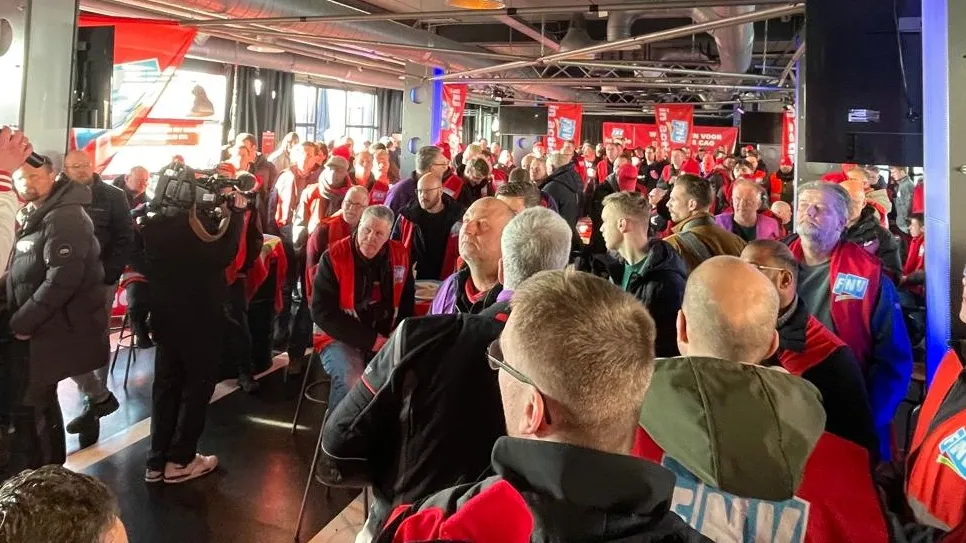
[
  {"xmin": 417, "ymin": 172, "xmax": 444, "ymax": 212},
  {"xmin": 126, "ymin": 166, "xmax": 150, "ymax": 196},
  {"xmin": 679, "ymin": 256, "xmax": 780, "ymax": 364},
  {"xmin": 740, "ymin": 240, "xmax": 799, "ymax": 310}
]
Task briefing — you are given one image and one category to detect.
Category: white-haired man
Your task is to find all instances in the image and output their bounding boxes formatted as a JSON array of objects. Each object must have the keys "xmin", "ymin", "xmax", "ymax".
[
  {"xmin": 321, "ymin": 208, "xmax": 586, "ymax": 541},
  {"xmin": 714, "ymin": 179, "xmax": 782, "ymax": 242},
  {"xmin": 310, "ymin": 205, "xmax": 414, "ymax": 408},
  {"xmin": 539, "ymin": 151, "xmax": 583, "ymax": 228},
  {"xmin": 785, "ymin": 181, "xmax": 912, "ymax": 461}
]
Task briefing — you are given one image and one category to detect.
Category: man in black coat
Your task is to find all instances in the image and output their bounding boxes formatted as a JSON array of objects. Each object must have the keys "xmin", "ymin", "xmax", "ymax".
[
  {"xmin": 4, "ymin": 156, "xmax": 110, "ymax": 470},
  {"xmin": 60, "ymin": 150, "xmax": 134, "ymax": 442},
  {"xmin": 741, "ymin": 240, "xmax": 879, "ymax": 456},
  {"xmin": 390, "ymin": 173, "xmax": 464, "ymax": 281},
  {"xmin": 321, "ymin": 207, "xmax": 575, "ymax": 539},
  {"xmin": 840, "ymin": 178, "xmax": 903, "ymax": 280},
  {"xmin": 600, "ymin": 191, "xmax": 687, "ymax": 357},
  {"xmin": 540, "ymin": 152, "xmax": 584, "ymax": 229}
]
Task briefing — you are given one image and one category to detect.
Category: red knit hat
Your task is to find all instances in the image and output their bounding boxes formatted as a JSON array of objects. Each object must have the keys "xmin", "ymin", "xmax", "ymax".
[{"xmin": 332, "ymin": 144, "xmax": 352, "ymax": 162}]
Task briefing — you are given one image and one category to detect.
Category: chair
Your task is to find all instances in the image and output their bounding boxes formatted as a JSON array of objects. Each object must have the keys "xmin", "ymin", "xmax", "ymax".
[
  {"xmin": 291, "ymin": 348, "xmax": 330, "ymax": 435},
  {"xmin": 109, "ymin": 311, "xmax": 138, "ymax": 389},
  {"xmin": 293, "ymin": 406, "xmax": 370, "ymax": 542}
]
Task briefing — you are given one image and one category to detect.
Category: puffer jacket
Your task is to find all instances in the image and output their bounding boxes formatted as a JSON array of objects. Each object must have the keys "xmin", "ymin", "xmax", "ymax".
[{"xmin": 5, "ymin": 179, "xmax": 109, "ymax": 388}]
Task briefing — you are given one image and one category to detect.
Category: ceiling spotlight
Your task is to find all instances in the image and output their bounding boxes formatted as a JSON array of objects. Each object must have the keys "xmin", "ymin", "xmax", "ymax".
[{"xmin": 446, "ymin": 0, "xmax": 505, "ymax": 8}]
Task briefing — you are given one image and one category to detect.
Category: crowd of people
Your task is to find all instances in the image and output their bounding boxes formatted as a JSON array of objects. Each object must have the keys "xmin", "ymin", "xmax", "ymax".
[{"xmin": 0, "ymin": 120, "xmax": 956, "ymax": 543}]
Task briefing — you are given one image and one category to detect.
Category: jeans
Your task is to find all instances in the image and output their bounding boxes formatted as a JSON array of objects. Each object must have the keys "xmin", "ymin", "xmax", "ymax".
[{"xmin": 320, "ymin": 341, "xmax": 365, "ymax": 408}]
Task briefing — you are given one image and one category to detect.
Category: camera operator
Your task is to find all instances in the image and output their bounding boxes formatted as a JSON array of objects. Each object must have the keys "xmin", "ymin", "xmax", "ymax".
[
  {"xmin": 3, "ymin": 152, "xmax": 110, "ymax": 474},
  {"xmin": 140, "ymin": 164, "xmax": 247, "ymax": 484},
  {"xmin": 60, "ymin": 150, "xmax": 134, "ymax": 443}
]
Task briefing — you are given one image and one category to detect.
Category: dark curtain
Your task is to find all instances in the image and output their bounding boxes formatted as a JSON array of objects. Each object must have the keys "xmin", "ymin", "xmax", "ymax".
[
  {"xmin": 230, "ymin": 66, "xmax": 296, "ymax": 146},
  {"xmin": 376, "ymin": 89, "xmax": 403, "ymax": 136}
]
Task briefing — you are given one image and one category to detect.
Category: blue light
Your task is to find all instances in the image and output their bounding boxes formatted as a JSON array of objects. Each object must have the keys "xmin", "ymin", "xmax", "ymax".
[{"xmin": 430, "ymin": 67, "xmax": 444, "ymax": 146}]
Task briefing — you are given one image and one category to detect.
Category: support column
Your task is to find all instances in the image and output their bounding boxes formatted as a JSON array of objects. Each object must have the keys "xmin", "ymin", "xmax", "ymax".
[
  {"xmin": 922, "ymin": 0, "xmax": 966, "ymax": 382},
  {"xmin": 400, "ymin": 62, "xmax": 440, "ymax": 175},
  {"xmin": 18, "ymin": 0, "xmax": 78, "ymax": 160}
]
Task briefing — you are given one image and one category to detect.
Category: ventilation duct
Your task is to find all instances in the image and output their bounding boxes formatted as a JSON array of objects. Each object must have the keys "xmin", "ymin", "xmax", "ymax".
[{"xmin": 559, "ymin": 13, "xmax": 595, "ymax": 57}]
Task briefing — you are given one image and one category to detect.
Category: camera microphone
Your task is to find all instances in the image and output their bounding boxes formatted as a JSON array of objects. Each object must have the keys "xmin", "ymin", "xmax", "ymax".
[{"xmin": 25, "ymin": 152, "xmax": 47, "ymax": 169}]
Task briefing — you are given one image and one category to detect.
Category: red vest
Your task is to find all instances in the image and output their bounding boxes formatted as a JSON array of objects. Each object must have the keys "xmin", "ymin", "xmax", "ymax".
[
  {"xmin": 903, "ymin": 235, "xmax": 925, "ymax": 297},
  {"xmin": 245, "ymin": 234, "xmax": 288, "ymax": 312},
  {"xmin": 369, "ymin": 181, "xmax": 390, "ymax": 205},
  {"xmin": 305, "ymin": 216, "xmax": 352, "ymax": 302},
  {"xmin": 397, "ymin": 215, "xmax": 459, "ymax": 280},
  {"xmin": 907, "ymin": 349, "xmax": 966, "ymax": 531},
  {"xmin": 313, "ymin": 237, "xmax": 409, "ymax": 353},
  {"xmin": 778, "ymin": 315, "xmax": 847, "ymax": 376},
  {"xmin": 596, "ymin": 159, "xmax": 614, "ymax": 183},
  {"xmin": 633, "ymin": 428, "xmax": 889, "ymax": 542},
  {"xmin": 442, "ymin": 173, "xmax": 464, "ymax": 200},
  {"xmin": 789, "ymin": 240, "xmax": 880, "ymax": 368}
]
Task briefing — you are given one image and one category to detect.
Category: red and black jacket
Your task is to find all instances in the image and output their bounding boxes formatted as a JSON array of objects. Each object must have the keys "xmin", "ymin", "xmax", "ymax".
[
  {"xmin": 310, "ymin": 236, "xmax": 414, "ymax": 353},
  {"xmin": 305, "ymin": 214, "xmax": 352, "ymax": 302},
  {"xmin": 225, "ymin": 209, "xmax": 264, "ymax": 286},
  {"xmin": 391, "ymin": 196, "xmax": 464, "ymax": 281},
  {"xmin": 320, "ymin": 302, "xmax": 511, "ymax": 529}
]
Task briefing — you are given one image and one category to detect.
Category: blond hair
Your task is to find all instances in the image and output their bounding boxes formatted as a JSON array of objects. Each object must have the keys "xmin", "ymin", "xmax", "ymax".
[
  {"xmin": 507, "ymin": 269, "xmax": 656, "ymax": 453},
  {"xmin": 602, "ymin": 191, "xmax": 650, "ymax": 223}
]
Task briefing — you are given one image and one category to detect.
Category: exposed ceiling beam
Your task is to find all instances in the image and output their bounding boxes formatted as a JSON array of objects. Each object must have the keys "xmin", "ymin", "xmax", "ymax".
[
  {"xmin": 435, "ymin": 3, "xmax": 805, "ymax": 81},
  {"xmin": 178, "ymin": 0, "xmax": 793, "ymax": 26},
  {"xmin": 451, "ymin": 78, "xmax": 793, "ymax": 93},
  {"xmin": 495, "ymin": 15, "xmax": 560, "ymax": 52},
  {"xmin": 555, "ymin": 61, "xmax": 778, "ymax": 81}
]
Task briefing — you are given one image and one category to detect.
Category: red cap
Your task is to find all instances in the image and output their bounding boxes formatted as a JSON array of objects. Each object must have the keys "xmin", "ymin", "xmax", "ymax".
[
  {"xmin": 332, "ymin": 144, "xmax": 352, "ymax": 162},
  {"xmin": 780, "ymin": 157, "xmax": 793, "ymax": 167},
  {"xmin": 743, "ymin": 145, "xmax": 755, "ymax": 152},
  {"xmin": 617, "ymin": 164, "xmax": 638, "ymax": 191},
  {"xmin": 437, "ymin": 142, "xmax": 452, "ymax": 161}
]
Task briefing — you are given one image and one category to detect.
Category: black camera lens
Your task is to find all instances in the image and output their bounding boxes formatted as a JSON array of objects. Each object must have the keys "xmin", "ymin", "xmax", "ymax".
[{"xmin": 25, "ymin": 153, "xmax": 47, "ymax": 168}]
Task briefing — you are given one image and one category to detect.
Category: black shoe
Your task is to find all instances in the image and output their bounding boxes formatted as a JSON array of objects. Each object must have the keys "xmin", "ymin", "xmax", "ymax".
[
  {"xmin": 136, "ymin": 335, "xmax": 154, "ymax": 349},
  {"xmin": 78, "ymin": 423, "xmax": 100, "ymax": 449},
  {"xmin": 66, "ymin": 393, "xmax": 120, "ymax": 434},
  {"xmin": 238, "ymin": 373, "xmax": 260, "ymax": 394}
]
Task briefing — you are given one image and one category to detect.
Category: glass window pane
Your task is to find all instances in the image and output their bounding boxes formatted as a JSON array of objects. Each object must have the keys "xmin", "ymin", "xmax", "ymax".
[
  {"xmin": 294, "ymin": 84, "xmax": 317, "ymax": 124},
  {"xmin": 296, "ymin": 125, "xmax": 311, "ymax": 143},
  {"xmin": 325, "ymin": 89, "xmax": 347, "ymax": 142}
]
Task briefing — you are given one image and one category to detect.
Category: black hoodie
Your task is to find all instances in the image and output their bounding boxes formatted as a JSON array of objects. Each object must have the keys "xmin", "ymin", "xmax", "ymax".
[
  {"xmin": 845, "ymin": 205, "xmax": 902, "ymax": 280},
  {"xmin": 392, "ymin": 194, "xmax": 465, "ymax": 280},
  {"xmin": 541, "ymin": 162, "xmax": 583, "ymax": 228},
  {"xmin": 609, "ymin": 240, "xmax": 688, "ymax": 357}
]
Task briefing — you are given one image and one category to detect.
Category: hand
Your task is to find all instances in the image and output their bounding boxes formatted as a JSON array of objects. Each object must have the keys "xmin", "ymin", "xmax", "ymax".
[
  {"xmin": 230, "ymin": 192, "xmax": 248, "ymax": 211},
  {"xmin": 372, "ymin": 335, "xmax": 389, "ymax": 352},
  {"xmin": 0, "ymin": 127, "xmax": 33, "ymax": 173},
  {"xmin": 14, "ymin": 333, "xmax": 29, "ymax": 341}
]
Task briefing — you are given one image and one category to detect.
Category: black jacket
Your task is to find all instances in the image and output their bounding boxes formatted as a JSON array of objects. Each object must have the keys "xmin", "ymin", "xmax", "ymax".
[
  {"xmin": 609, "ymin": 240, "xmax": 687, "ymax": 357},
  {"xmin": 5, "ymin": 179, "xmax": 109, "ymax": 387},
  {"xmin": 769, "ymin": 299, "xmax": 880, "ymax": 457},
  {"xmin": 311, "ymin": 237, "xmax": 415, "ymax": 352},
  {"xmin": 391, "ymin": 195, "xmax": 464, "ymax": 280},
  {"xmin": 63, "ymin": 174, "xmax": 134, "ymax": 285},
  {"xmin": 845, "ymin": 205, "xmax": 902, "ymax": 280},
  {"xmin": 377, "ymin": 437, "xmax": 711, "ymax": 543},
  {"xmin": 455, "ymin": 179, "xmax": 494, "ymax": 210},
  {"xmin": 587, "ymin": 174, "xmax": 620, "ymax": 255},
  {"xmin": 320, "ymin": 302, "xmax": 509, "ymax": 521},
  {"xmin": 541, "ymin": 163, "xmax": 583, "ymax": 228}
]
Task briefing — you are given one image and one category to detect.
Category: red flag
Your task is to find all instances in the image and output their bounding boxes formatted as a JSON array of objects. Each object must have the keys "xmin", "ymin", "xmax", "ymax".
[
  {"xmin": 440, "ymin": 84, "xmax": 468, "ymax": 149},
  {"xmin": 690, "ymin": 126, "xmax": 739, "ymax": 155},
  {"xmin": 546, "ymin": 103, "xmax": 582, "ymax": 151},
  {"xmin": 782, "ymin": 108, "xmax": 797, "ymax": 165},
  {"xmin": 654, "ymin": 104, "xmax": 694, "ymax": 155}
]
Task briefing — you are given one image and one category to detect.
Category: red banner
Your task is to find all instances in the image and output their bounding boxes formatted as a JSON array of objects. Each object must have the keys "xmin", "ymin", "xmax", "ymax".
[
  {"xmin": 440, "ymin": 84, "xmax": 468, "ymax": 149},
  {"xmin": 604, "ymin": 122, "xmax": 737, "ymax": 155},
  {"xmin": 782, "ymin": 108, "xmax": 797, "ymax": 164},
  {"xmin": 72, "ymin": 15, "xmax": 197, "ymax": 172},
  {"xmin": 654, "ymin": 104, "xmax": 694, "ymax": 155},
  {"xmin": 546, "ymin": 103, "xmax": 582, "ymax": 151}
]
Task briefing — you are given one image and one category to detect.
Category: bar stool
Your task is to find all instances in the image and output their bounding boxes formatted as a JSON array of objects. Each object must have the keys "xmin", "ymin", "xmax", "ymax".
[
  {"xmin": 291, "ymin": 350, "xmax": 330, "ymax": 435},
  {"xmin": 109, "ymin": 311, "xmax": 138, "ymax": 389},
  {"xmin": 293, "ymin": 407, "xmax": 370, "ymax": 542}
]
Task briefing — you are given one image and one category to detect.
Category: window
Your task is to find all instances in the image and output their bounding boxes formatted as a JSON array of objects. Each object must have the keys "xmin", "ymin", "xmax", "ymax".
[
  {"xmin": 293, "ymin": 86, "xmax": 380, "ymax": 146},
  {"xmin": 294, "ymin": 84, "xmax": 318, "ymax": 142}
]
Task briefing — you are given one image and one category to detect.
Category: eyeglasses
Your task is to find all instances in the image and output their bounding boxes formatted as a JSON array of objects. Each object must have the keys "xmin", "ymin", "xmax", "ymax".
[
  {"xmin": 752, "ymin": 263, "xmax": 787, "ymax": 274},
  {"xmin": 431, "ymin": 161, "xmax": 449, "ymax": 167},
  {"xmin": 65, "ymin": 163, "xmax": 91, "ymax": 169},
  {"xmin": 487, "ymin": 339, "xmax": 552, "ymax": 424}
]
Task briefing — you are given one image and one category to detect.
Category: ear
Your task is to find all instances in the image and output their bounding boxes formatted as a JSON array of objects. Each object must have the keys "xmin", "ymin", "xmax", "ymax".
[
  {"xmin": 764, "ymin": 329, "xmax": 780, "ymax": 360},
  {"xmin": 618, "ymin": 217, "xmax": 630, "ymax": 234},
  {"xmin": 779, "ymin": 269, "xmax": 794, "ymax": 291},
  {"xmin": 676, "ymin": 310, "xmax": 689, "ymax": 355},
  {"xmin": 521, "ymin": 387, "xmax": 546, "ymax": 436},
  {"xmin": 497, "ymin": 257, "xmax": 505, "ymax": 286}
]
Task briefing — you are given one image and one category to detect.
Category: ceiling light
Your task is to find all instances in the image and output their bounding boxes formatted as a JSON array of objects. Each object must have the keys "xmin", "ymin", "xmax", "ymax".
[{"xmin": 445, "ymin": 0, "xmax": 505, "ymax": 9}]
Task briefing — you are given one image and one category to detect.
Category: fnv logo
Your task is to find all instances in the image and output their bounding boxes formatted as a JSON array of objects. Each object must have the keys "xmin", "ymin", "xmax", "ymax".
[
  {"xmin": 832, "ymin": 273, "xmax": 869, "ymax": 301},
  {"xmin": 938, "ymin": 427, "xmax": 966, "ymax": 480},
  {"xmin": 663, "ymin": 456, "xmax": 809, "ymax": 542}
]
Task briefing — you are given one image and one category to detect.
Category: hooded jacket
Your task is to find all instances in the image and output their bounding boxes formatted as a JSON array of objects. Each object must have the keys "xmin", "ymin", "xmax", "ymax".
[
  {"xmin": 380, "ymin": 437, "xmax": 710, "ymax": 543},
  {"xmin": 609, "ymin": 240, "xmax": 687, "ymax": 357},
  {"xmin": 541, "ymin": 163, "xmax": 583, "ymax": 228},
  {"xmin": 385, "ymin": 171, "xmax": 418, "ymax": 217},
  {"xmin": 663, "ymin": 212, "xmax": 746, "ymax": 272},
  {"xmin": 391, "ymin": 195, "xmax": 464, "ymax": 281},
  {"xmin": 292, "ymin": 174, "xmax": 349, "ymax": 252},
  {"xmin": 634, "ymin": 357, "xmax": 890, "ymax": 543},
  {"xmin": 845, "ymin": 205, "xmax": 903, "ymax": 280},
  {"xmin": 5, "ymin": 179, "xmax": 110, "ymax": 388}
]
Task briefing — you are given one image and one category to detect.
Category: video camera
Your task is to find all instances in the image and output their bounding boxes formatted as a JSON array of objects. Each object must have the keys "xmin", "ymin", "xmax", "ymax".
[{"xmin": 145, "ymin": 161, "xmax": 256, "ymax": 219}]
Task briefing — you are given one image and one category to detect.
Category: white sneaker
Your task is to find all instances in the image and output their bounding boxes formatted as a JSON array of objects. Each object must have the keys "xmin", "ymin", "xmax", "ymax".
[{"xmin": 163, "ymin": 454, "xmax": 219, "ymax": 484}]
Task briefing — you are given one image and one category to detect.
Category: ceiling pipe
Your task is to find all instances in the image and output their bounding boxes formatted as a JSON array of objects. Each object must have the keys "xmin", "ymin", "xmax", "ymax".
[
  {"xmin": 188, "ymin": 36, "xmax": 404, "ymax": 88},
  {"xmin": 496, "ymin": 16, "xmax": 560, "ymax": 52},
  {"xmin": 435, "ymin": 3, "xmax": 805, "ymax": 81},
  {"xmin": 178, "ymin": 0, "xmax": 789, "ymax": 26},
  {"xmin": 778, "ymin": 41, "xmax": 806, "ymax": 86},
  {"xmin": 450, "ymin": 78, "xmax": 793, "ymax": 92}
]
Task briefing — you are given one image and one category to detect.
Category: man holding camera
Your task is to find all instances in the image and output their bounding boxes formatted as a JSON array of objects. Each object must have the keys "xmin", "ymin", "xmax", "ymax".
[
  {"xmin": 4, "ymin": 149, "xmax": 110, "ymax": 472},
  {"xmin": 140, "ymin": 169, "xmax": 248, "ymax": 484},
  {"xmin": 60, "ymin": 150, "xmax": 134, "ymax": 444}
]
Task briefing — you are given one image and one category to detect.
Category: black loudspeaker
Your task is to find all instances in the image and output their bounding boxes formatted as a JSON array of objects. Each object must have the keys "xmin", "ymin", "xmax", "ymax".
[
  {"xmin": 805, "ymin": 0, "xmax": 922, "ymax": 166},
  {"xmin": 71, "ymin": 26, "xmax": 115, "ymax": 130}
]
